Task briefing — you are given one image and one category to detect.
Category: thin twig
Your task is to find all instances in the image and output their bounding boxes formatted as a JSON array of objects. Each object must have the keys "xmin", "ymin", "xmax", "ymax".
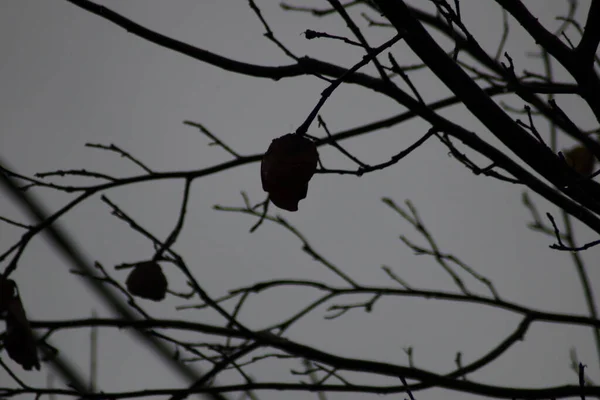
[
  {"xmin": 295, "ymin": 34, "xmax": 403, "ymax": 136},
  {"xmin": 86, "ymin": 143, "xmax": 154, "ymax": 174},
  {"xmin": 184, "ymin": 121, "xmax": 242, "ymax": 158}
]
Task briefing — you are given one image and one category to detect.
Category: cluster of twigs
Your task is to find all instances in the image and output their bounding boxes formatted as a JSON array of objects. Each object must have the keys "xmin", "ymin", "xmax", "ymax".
[{"xmin": 1, "ymin": 0, "xmax": 600, "ymax": 399}]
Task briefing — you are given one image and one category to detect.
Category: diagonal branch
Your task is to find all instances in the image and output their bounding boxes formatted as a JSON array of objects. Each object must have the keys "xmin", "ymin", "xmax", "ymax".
[
  {"xmin": 494, "ymin": 0, "xmax": 600, "ymax": 122},
  {"xmin": 576, "ymin": 0, "xmax": 600, "ymax": 67},
  {"xmin": 373, "ymin": 0, "xmax": 600, "ymax": 217},
  {"xmin": 0, "ymin": 159, "xmax": 229, "ymax": 400},
  {"xmin": 403, "ymin": 4, "xmax": 600, "ymax": 157}
]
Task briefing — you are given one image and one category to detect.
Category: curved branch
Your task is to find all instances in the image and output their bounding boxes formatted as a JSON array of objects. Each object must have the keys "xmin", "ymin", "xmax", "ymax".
[
  {"xmin": 1, "ymin": 380, "xmax": 597, "ymax": 399},
  {"xmin": 31, "ymin": 284, "xmax": 600, "ymax": 334},
  {"xmin": 24, "ymin": 314, "xmax": 600, "ymax": 399},
  {"xmin": 64, "ymin": 0, "xmax": 306, "ymax": 79}
]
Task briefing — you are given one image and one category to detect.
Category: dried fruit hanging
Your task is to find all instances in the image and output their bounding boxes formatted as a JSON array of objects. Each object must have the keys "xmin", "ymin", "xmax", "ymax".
[
  {"xmin": 261, "ymin": 134, "xmax": 318, "ymax": 211},
  {"xmin": 2, "ymin": 281, "xmax": 40, "ymax": 371},
  {"xmin": 0, "ymin": 276, "xmax": 16, "ymax": 316},
  {"xmin": 564, "ymin": 145, "xmax": 596, "ymax": 176},
  {"xmin": 125, "ymin": 261, "xmax": 168, "ymax": 301}
]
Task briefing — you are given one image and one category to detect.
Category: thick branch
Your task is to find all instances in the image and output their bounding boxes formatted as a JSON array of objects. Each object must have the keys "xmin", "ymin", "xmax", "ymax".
[
  {"xmin": 374, "ymin": 0, "xmax": 600, "ymax": 217},
  {"xmin": 577, "ymin": 0, "xmax": 600, "ymax": 67},
  {"xmin": 495, "ymin": 0, "xmax": 600, "ymax": 121},
  {"xmin": 407, "ymin": 4, "xmax": 600, "ymax": 158}
]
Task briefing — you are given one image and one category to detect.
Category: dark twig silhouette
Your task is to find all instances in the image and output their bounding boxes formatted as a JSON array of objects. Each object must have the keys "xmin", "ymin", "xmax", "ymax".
[{"xmin": 2, "ymin": 1, "xmax": 600, "ymax": 399}]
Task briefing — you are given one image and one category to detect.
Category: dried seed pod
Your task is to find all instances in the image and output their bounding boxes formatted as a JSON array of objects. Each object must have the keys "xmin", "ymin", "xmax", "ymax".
[
  {"xmin": 4, "ymin": 296, "xmax": 40, "ymax": 371},
  {"xmin": 0, "ymin": 277, "xmax": 17, "ymax": 316},
  {"xmin": 564, "ymin": 145, "xmax": 595, "ymax": 176},
  {"xmin": 126, "ymin": 261, "xmax": 168, "ymax": 301},
  {"xmin": 261, "ymin": 134, "xmax": 318, "ymax": 211}
]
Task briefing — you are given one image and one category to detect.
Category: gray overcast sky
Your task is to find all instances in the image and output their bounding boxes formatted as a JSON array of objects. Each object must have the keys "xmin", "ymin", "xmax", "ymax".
[{"xmin": 1, "ymin": 1, "xmax": 599, "ymax": 400}]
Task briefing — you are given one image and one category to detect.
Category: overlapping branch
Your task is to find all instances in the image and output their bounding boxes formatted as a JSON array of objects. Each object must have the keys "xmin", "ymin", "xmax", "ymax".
[{"xmin": 2, "ymin": 1, "xmax": 600, "ymax": 399}]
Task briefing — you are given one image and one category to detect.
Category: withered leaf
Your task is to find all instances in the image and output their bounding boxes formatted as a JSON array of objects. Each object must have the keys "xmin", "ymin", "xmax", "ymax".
[
  {"xmin": 126, "ymin": 261, "xmax": 168, "ymax": 301},
  {"xmin": 4, "ymin": 296, "xmax": 40, "ymax": 371},
  {"xmin": 0, "ymin": 277, "xmax": 17, "ymax": 316},
  {"xmin": 564, "ymin": 145, "xmax": 596, "ymax": 176},
  {"xmin": 261, "ymin": 134, "xmax": 318, "ymax": 211}
]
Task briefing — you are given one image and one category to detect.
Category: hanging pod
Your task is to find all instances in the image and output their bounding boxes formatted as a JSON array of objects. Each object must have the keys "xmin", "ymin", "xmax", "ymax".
[
  {"xmin": 564, "ymin": 145, "xmax": 596, "ymax": 176},
  {"xmin": 261, "ymin": 134, "xmax": 318, "ymax": 211},
  {"xmin": 2, "ymin": 280, "xmax": 40, "ymax": 371},
  {"xmin": 0, "ymin": 276, "xmax": 17, "ymax": 316},
  {"xmin": 126, "ymin": 261, "xmax": 168, "ymax": 301}
]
